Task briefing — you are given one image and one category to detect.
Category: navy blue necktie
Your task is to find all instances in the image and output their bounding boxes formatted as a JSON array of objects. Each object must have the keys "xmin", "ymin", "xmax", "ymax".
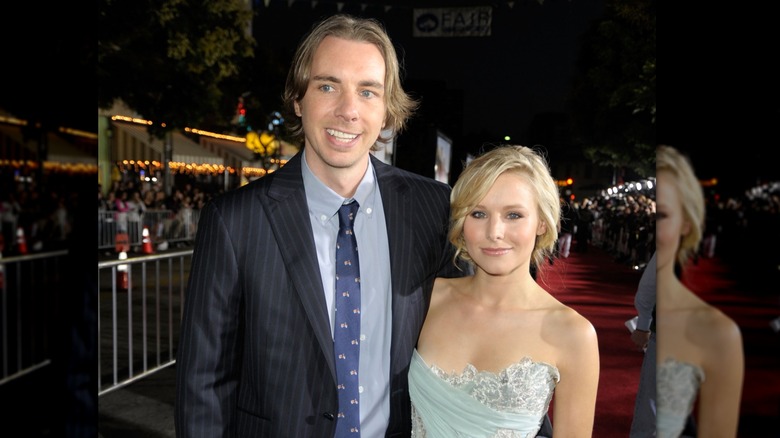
[{"xmin": 334, "ymin": 201, "xmax": 361, "ymax": 436}]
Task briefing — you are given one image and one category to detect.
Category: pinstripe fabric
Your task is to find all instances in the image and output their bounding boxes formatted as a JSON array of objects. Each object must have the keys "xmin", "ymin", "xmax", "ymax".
[{"xmin": 175, "ymin": 152, "xmax": 463, "ymax": 437}]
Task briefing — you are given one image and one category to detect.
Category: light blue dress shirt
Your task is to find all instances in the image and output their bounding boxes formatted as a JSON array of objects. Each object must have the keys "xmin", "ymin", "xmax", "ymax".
[{"xmin": 302, "ymin": 150, "xmax": 392, "ymax": 437}]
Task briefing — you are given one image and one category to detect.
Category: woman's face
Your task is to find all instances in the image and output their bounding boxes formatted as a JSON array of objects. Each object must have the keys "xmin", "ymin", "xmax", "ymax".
[
  {"xmin": 655, "ymin": 169, "xmax": 689, "ymax": 272},
  {"xmin": 463, "ymin": 172, "xmax": 545, "ymax": 277}
]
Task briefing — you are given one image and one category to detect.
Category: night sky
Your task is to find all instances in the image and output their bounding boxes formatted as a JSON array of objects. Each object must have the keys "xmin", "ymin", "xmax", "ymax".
[
  {"xmin": 252, "ymin": 0, "xmax": 606, "ymax": 151},
  {"xmin": 6, "ymin": 1, "xmax": 606, "ymax": 151},
  {"xmin": 1, "ymin": 3, "xmax": 95, "ymax": 133},
  {"xmin": 662, "ymin": 6, "xmax": 779, "ymax": 194},
  {"xmin": 382, "ymin": 1, "xmax": 605, "ymax": 143},
  {"xmin": 3, "ymin": 2, "xmax": 605, "ymax": 148},
  {"xmin": 6, "ymin": 2, "xmax": 777, "ymax": 194}
]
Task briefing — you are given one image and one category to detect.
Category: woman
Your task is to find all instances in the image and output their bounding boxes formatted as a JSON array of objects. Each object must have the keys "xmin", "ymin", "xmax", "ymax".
[
  {"xmin": 655, "ymin": 144, "xmax": 744, "ymax": 437},
  {"xmin": 409, "ymin": 145, "xmax": 600, "ymax": 437}
]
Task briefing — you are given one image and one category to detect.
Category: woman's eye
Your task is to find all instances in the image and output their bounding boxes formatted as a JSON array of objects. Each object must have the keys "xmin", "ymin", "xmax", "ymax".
[
  {"xmin": 470, "ymin": 211, "xmax": 486, "ymax": 219},
  {"xmin": 507, "ymin": 212, "xmax": 522, "ymax": 219}
]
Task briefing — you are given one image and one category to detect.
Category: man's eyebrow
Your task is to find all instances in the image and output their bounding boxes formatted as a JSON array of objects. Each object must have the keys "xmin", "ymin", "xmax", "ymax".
[
  {"xmin": 358, "ymin": 80, "xmax": 383, "ymax": 89},
  {"xmin": 311, "ymin": 75, "xmax": 383, "ymax": 89},
  {"xmin": 311, "ymin": 74, "xmax": 341, "ymax": 83}
]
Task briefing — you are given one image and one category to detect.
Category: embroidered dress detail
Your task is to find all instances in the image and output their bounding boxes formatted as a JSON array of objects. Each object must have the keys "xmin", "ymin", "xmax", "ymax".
[
  {"xmin": 409, "ymin": 349, "xmax": 559, "ymax": 438},
  {"xmin": 656, "ymin": 357, "xmax": 704, "ymax": 438}
]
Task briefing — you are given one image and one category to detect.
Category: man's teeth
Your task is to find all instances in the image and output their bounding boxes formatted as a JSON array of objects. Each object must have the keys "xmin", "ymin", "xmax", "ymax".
[{"xmin": 326, "ymin": 129, "xmax": 357, "ymax": 140}]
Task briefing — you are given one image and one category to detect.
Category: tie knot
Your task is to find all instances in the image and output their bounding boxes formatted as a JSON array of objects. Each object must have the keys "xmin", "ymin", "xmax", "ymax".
[{"xmin": 338, "ymin": 201, "xmax": 359, "ymax": 231}]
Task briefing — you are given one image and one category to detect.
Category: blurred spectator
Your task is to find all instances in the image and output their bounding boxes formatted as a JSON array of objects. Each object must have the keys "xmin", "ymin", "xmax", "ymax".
[
  {"xmin": 0, "ymin": 191, "xmax": 21, "ymax": 252},
  {"xmin": 575, "ymin": 198, "xmax": 595, "ymax": 253},
  {"xmin": 114, "ymin": 190, "xmax": 130, "ymax": 234},
  {"xmin": 127, "ymin": 190, "xmax": 145, "ymax": 248},
  {"xmin": 558, "ymin": 197, "xmax": 579, "ymax": 258}
]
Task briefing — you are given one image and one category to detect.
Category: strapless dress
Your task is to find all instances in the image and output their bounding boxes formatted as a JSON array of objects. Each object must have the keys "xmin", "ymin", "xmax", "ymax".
[
  {"xmin": 409, "ymin": 349, "xmax": 559, "ymax": 438},
  {"xmin": 656, "ymin": 357, "xmax": 704, "ymax": 438}
]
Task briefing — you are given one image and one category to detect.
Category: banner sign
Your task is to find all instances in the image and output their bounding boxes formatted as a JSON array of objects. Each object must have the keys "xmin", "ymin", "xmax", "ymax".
[{"xmin": 413, "ymin": 7, "xmax": 492, "ymax": 37}]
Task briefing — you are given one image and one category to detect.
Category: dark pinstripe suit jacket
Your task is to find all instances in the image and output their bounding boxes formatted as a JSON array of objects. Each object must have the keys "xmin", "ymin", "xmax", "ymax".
[{"xmin": 175, "ymin": 152, "xmax": 462, "ymax": 437}]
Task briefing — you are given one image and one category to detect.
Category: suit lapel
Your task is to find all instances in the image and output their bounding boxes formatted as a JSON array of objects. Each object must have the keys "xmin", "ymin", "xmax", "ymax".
[
  {"xmin": 262, "ymin": 155, "xmax": 432, "ymax": 378},
  {"xmin": 373, "ymin": 157, "xmax": 420, "ymax": 373},
  {"xmin": 263, "ymin": 153, "xmax": 336, "ymax": 378}
]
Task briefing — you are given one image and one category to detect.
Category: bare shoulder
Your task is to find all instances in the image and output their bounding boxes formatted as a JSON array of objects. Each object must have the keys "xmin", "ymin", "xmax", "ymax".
[
  {"xmin": 538, "ymin": 300, "xmax": 599, "ymax": 379},
  {"xmin": 543, "ymin": 302, "xmax": 598, "ymax": 351},
  {"xmin": 691, "ymin": 304, "xmax": 743, "ymax": 350}
]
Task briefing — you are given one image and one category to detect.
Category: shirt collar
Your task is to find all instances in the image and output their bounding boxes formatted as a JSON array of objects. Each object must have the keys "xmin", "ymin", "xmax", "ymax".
[{"xmin": 302, "ymin": 149, "xmax": 378, "ymax": 224}]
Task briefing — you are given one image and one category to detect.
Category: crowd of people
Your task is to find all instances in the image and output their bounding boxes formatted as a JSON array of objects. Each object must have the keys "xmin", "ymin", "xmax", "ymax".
[
  {"xmin": 0, "ymin": 174, "xmax": 87, "ymax": 256},
  {"xmin": 94, "ymin": 159, "xmax": 780, "ymax": 285},
  {"xmin": 556, "ymin": 192, "xmax": 656, "ymax": 270},
  {"xmin": 95, "ymin": 168, "xmax": 778, "ymax": 285},
  {"xmin": 97, "ymin": 178, "xmax": 219, "ymax": 252},
  {"xmin": 700, "ymin": 180, "xmax": 780, "ymax": 284}
]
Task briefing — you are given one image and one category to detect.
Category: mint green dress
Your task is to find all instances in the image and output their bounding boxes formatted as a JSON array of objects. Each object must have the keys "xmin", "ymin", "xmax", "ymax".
[{"xmin": 409, "ymin": 349, "xmax": 559, "ymax": 438}]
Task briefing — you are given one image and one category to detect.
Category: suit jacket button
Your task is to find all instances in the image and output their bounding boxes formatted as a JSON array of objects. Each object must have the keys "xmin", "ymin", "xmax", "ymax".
[{"xmin": 323, "ymin": 412, "xmax": 335, "ymax": 421}]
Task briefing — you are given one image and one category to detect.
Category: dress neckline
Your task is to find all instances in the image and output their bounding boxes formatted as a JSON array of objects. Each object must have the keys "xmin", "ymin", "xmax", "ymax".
[
  {"xmin": 659, "ymin": 357, "xmax": 705, "ymax": 376},
  {"xmin": 413, "ymin": 348, "xmax": 559, "ymax": 380}
]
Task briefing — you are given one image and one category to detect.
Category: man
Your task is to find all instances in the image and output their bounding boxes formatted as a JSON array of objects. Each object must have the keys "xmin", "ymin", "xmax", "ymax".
[
  {"xmin": 629, "ymin": 251, "xmax": 656, "ymax": 437},
  {"xmin": 175, "ymin": 14, "xmax": 463, "ymax": 437}
]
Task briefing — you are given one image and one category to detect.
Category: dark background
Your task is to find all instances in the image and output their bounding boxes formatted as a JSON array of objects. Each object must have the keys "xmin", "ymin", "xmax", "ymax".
[
  {"xmin": 5, "ymin": 0, "xmax": 613, "ymax": 184},
  {"xmin": 661, "ymin": 7, "xmax": 779, "ymax": 194},
  {"xmin": 251, "ymin": 0, "xmax": 605, "ymax": 144},
  {"xmin": 6, "ymin": 2, "xmax": 777, "ymax": 193},
  {"xmin": 246, "ymin": 0, "xmax": 610, "ymax": 183},
  {"xmin": 1, "ymin": 3, "xmax": 95, "ymax": 133}
]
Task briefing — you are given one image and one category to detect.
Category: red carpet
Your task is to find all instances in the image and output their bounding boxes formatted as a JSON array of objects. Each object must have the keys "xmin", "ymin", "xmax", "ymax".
[
  {"xmin": 538, "ymin": 245, "xmax": 644, "ymax": 437},
  {"xmin": 537, "ymin": 249, "xmax": 780, "ymax": 436},
  {"xmin": 682, "ymin": 257, "xmax": 780, "ymax": 437}
]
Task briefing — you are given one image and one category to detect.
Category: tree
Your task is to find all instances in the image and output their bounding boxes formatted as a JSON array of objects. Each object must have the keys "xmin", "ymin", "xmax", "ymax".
[
  {"xmin": 98, "ymin": 0, "xmax": 256, "ymax": 139},
  {"xmin": 568, "ymin": 0, "xmax": 656, "ymax": 179}
]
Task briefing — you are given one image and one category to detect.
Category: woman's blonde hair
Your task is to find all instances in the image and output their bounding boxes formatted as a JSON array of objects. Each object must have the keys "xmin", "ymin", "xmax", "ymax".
[
  {"xmin": 282, "ymin": 14, "xmax": 418, "ymax": 149},
  {"xmin": 657, "ymin": 144, "xmax": 705, "ymax": 266},
  {"xmin": 449, "ymin": 145, "xmax": 560, "ymax": 271}
]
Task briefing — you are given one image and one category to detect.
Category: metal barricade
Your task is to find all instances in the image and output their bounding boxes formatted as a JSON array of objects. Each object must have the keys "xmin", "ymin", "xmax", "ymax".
[
  {"xmin": 98, "ymin": 209, "xmax": 201, "ymax": 251},
  {"xmin": 0, "ymin": 250, "xmax": 67, "ymax": 385},
  {"xmin": 98, "ymin": 249, "xmax": 193, "ymax": 396}
]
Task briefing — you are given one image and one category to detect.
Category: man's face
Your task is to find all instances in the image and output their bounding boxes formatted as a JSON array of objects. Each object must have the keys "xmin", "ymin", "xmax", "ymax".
[{"xmin": 295, "ymin": 36, "xmax": 387, "ymax": 178}]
